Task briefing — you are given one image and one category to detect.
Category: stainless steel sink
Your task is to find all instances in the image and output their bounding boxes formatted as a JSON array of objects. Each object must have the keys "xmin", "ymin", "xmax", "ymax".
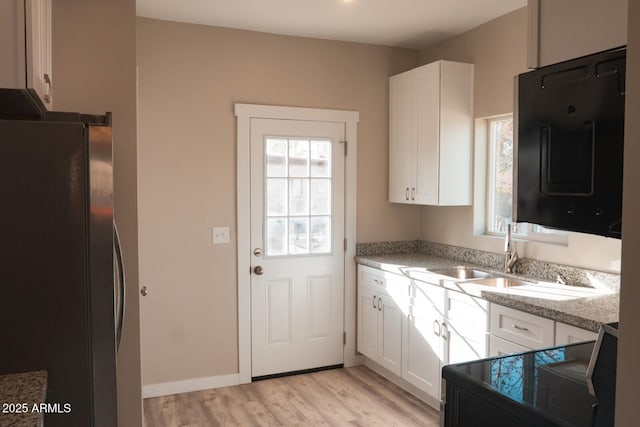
[
  {"xmin": 434, "ymin": 268, "xmax": 492, "ymax": 280},
  {"xmin": 470, "ymin": 277, "xmax": 533, "ymax": 288}
]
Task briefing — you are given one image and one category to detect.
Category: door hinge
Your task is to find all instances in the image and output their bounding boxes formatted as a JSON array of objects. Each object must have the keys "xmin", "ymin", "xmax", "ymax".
[
  {"xmin": 340, "ymin": 140, "xmax": 347, "ymax": 156},
  {"xmin": 344, "ymin": 237, "xmax": 347, "ymax": 252},
  {"xmin": 343, "ymin": 331, "xmax": 347, "ymax": 346}
]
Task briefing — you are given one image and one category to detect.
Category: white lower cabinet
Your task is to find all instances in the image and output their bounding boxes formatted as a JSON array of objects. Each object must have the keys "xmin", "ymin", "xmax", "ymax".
[
  {"xmin": 402, "ymin": 280, "xmax": 445, "ymax": 399},
  {"xmin": 356, "ymin": 266, "xmax": 405, "ymax": 376},
  {"xmin": 357, "ymin": 265, "xmax": 491, "ymax": 403},
  {"xmin": 377, "ymin": 294, "xmax": 404, "ymax": 375},
  {"xmin": 402, "ymin": 280, "xmax": 489, "ymax": 401},
  {"xmin": 444, "ymin": 290, "xmax": 489, "ymax": 364},
  {"xmin": 357, "ymin": 266, "xmax": 601, "ymax": 407}
]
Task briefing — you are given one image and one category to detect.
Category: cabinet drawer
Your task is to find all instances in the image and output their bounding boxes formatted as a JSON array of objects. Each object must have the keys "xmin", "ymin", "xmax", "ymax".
[
  {"xmin": 358, "ymin": 265, "xmax": 408, "ymax": 302},
  {"xmin": 489, "ymin": 335, "xmax": 530, "ymax": 357},
  {"xmin": 359, "ymin": 265, "xmax": 388, "ymax": 290},
  {"xmin": 490, "ymin": 304, "xmax": 554, "ymax": 349}
]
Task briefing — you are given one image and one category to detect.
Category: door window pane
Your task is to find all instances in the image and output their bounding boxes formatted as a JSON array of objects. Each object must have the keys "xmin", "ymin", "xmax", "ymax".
[
  {"xmin": 266, "ymin": 139, "xmax": 287, "ymax": 177},
  {"xmin": 289, "ymin": 140, "xmax": 309, "ymax": 177},
  {"xmin": 310, "ymin": 179, "xmax": 331, "ymax": 215},
  {"xmin": 266, "ymin": 218, "xmax": 287, "ymax": 256},
  {"xmin": 289, "ymin": 179, "xmax": 309, "ymax": 216},
  {"xmin": 266, "ymin": 178, "xmax": 287, "ymax": 216},
  {"xmin": 289, "ymin": 217, "xmax": 309, "ymax": 254},
  {"xmin": 311, "ymin": 140, "xmax": 331, "ymax": 177},
  {"xmin": 264, "ymin": 137, "xmax": 333, "ymax": 256},
  {"xmin": 310, "ymin": 217, "xmax": 331, "ymax": 254}
]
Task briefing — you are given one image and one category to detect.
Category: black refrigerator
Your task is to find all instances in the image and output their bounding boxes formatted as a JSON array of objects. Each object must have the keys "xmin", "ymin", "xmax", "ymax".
[{"xmin": 0, "ymin": 89, "xmax": 125, "ymax": 427}]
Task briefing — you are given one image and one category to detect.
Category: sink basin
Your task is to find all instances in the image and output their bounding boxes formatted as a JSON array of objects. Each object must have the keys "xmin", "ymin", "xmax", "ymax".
[
  {"xmin": 470, "ymin": 277, "xmax": 533, "ymax": 288},
  {"xmin": 434, "ymin": 268, "xmax": 492, "ymax": 280}
]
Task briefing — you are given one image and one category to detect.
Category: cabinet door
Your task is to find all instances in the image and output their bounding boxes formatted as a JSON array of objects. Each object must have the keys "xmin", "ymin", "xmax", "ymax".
[
  {"xmin": 402, "ymin": 281, "xmax": 445, "ymax": 399},
  {"xmin": 528, "ymin": 0, "xmax": 627, "ymax": 68},
  {"xmin": 555, "ymin": 322, "xmax": 597, "ymax": 346},
  {"xmin": 377, "ymin": 294, "xmax": 403, "ymax": 376},
  {"xmin": 414, "ymin": 62, "xmax": 440, "ymax": 205},
  {"xmin": 444, "ymin": 323, "xmax": 488, "ymax": 365},
  {"xmin": 25, "ymin": 0, "xmax": 52, "ymax": 108},
  {"xmin": 445, "ymin": 290, "xmax": 489, "ymax": 363},
  {"xmin": 389, "ymin": 71, "xmax": 416, "ymax": 203},
  {"xmin": 357, "ymin": 285, "xmax": 379, "ymax": 361}
]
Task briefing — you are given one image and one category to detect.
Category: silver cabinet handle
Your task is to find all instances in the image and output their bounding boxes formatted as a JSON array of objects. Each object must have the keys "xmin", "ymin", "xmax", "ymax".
[
  {"xmin": 378, "ymin": 297, "xmax": 382, "ymax": 311},
  {"xmin": 43, "ymin": 73, "xmax": 52, "ymax": 103},
  {"xmin": 512, "ymin": 324, "xmax": 529, "ymax": 332},
  {"xmin": 434, "ymin": 319, "xmax": 441, "ymax": 337},
  {"xmin": 373, "ymin": 278, "xmax": 384, "ymax": 285},
  {"xmin": 441, "ymin": 322, "xmax": 449, "ymax": 341},
  {"xmin": 411, "ymin": 187, "xmax": 415, "ymax": 200},
  {"xmin": 406, "ymin": 187, "xmax": 409, "ymax": 200},
  {"xmin": 254, "ymin": 265, "xmax": 264, "ymax": 275},
  {"xmin": 373, "ymin": 295, "xmax": 377, "ymax": 309}
]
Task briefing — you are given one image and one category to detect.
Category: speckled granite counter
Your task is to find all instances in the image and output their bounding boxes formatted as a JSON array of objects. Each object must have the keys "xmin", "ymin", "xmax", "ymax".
[
  {"xmin": 0, "ymin": 370, "xmax": 47, "ymax": 427},
  {"xmin": 355, "ymin": 253, "xmax": 619, "ymax": 332}
]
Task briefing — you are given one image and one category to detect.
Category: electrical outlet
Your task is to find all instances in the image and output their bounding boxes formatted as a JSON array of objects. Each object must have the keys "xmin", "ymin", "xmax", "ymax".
[{"xmin": 212, "ymin": 226, "xmax": 230, "ymax": 244}]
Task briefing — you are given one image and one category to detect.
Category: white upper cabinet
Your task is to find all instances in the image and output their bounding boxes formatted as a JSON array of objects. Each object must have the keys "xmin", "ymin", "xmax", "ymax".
[
  {"xmin": 389, "ymin": 60, "xmax": 473, "ymax": 206},
  {"xmin": 0, "ymin": 0, "xmax": 53, "ymax": 109},
  {"xmin": 527, "ymin": 0, "xmax": 627, "ymax": 68}
]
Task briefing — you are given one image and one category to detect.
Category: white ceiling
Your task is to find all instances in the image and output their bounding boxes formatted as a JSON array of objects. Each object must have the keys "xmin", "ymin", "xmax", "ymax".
[{"xmin": 136, "ymin": 0, "xmax": 526, "ymax": 50}]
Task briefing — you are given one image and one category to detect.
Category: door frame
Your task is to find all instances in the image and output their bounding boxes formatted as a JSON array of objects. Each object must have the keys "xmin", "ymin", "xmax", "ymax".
[{"xmin": 235, "ymin": 104, "xmax": 359, "ymax": 383}]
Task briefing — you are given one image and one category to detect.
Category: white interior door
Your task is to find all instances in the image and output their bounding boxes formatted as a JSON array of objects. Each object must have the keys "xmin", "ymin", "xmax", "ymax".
[{"xmin": 250, "ymin": 118, "xmax": 345, "ymax": 377}]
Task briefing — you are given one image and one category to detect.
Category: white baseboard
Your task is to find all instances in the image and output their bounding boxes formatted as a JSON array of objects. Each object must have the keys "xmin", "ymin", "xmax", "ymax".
[{"xmin": 143, "ymin": 373, "xmax": 240, "ymax": 398}]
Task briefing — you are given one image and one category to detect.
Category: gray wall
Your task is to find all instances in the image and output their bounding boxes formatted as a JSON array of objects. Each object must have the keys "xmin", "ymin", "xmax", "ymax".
[{"xmin": 136, "ymin": 17, "xmax": 419, "ymax": 387}]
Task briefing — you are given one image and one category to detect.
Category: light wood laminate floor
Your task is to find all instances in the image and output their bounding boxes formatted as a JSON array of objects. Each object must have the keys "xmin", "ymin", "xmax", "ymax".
[{"xmin": 144, "ymin": 366, "xmax": 441, "ymax": 426}]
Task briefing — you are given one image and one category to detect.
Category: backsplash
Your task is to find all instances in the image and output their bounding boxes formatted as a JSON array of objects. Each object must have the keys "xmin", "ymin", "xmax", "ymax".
[{"xmin": 356, "ymin": 240, "xmax": 620, "ymax": 292}]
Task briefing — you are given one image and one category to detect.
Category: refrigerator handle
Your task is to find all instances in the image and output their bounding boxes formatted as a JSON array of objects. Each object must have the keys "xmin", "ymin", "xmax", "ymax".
[{"xmin": 114, "ymin": 221, "xmax": 126, "ymax": 352}]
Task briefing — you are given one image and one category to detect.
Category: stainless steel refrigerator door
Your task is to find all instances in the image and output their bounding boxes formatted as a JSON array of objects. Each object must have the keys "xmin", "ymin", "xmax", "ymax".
[
  {"xmin": 87, "ymin": 123, "xmax": 118, "ymax": 427},
  {"xmin": 0, "ymin": 117, "xmax": 117, "ymax": 427}
]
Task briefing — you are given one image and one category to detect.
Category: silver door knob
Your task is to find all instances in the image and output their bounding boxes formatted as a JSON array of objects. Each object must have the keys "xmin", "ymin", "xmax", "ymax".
[
  {"xmin": 254, "ymin": 266, "xmax": 264, "ymax": 275},
  {"xmin": 140, "ymin": 286, "xmax": 148, "ymax": 296}
]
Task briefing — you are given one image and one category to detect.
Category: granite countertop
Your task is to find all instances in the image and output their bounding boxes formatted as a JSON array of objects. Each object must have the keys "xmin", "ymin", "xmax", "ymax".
[
  {"xmin": 355, "ymin": 253, "xmax": 619, "ymax": 331},
  {"xmin": 0, "ymin": 370, "xmax": 47, "ymax": 427}
]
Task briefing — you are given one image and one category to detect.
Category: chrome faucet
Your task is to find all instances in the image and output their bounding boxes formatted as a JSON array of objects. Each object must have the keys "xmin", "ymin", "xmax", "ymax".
[{"xmin": 504, "ymin": 224, "xmax": 518, "ymax": 274}]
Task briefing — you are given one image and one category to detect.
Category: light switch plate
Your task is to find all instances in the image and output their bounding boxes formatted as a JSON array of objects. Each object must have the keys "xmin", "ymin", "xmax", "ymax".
[{"xmin": 212, "ymin": 226, "xmax": 230, "ymax": 244}]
